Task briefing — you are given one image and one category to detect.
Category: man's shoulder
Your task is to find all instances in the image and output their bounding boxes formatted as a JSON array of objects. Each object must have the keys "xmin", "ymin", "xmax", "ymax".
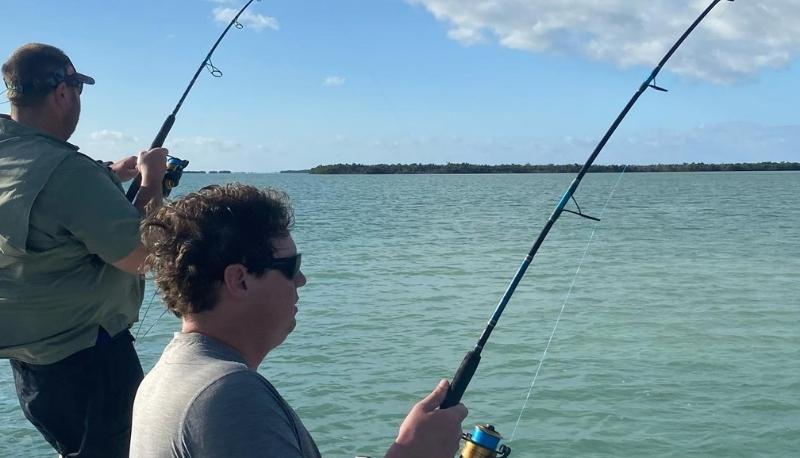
[
  {"xmin": 0, "ymin": 133, "xmax": 77, "ymax": 185},
  {"xmin": 133, "ymin": 338, "xmax": 316, "ymax": 458},
  {"xmin": 139, "ymin": 337, "xmax": 256, "ymax": 401},
  {"xmin": 0, "ymin": 135, "xmax": 109, "ymax": 187},
  {"xmin": 138, "ymin": 336, "xmax": 284, "ymax": 417},
  {"xmin": 37, "ymin": 150, "xmax": 125, "ymax": 202},
  {"xmin": 184, "ymin": 370, "xmax": 305, "ymax": 452},
  {"xmin": 52, "ymin": 150, "xmax": 108, "ymax": 176},
  {"xmin": 0, "ymin": 129, "xmax": 76, "ymax": 159},
  {"xmin": 198, "ymin": 367, "xmax": 273, "ymax": 399}
]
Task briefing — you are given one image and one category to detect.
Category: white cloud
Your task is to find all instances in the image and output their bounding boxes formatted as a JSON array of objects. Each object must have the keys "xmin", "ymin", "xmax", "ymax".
[
  {"xmin": 213, "ymin": 7, "xmax": 279, "ymax": 31},
  {"xmin": 89, "ymin": 130, "xmax": 138, "ymax": 142},
  {"xmin": 408, "ymin": 0, "xmax": 800, "ymax": 83},
  {"xmin": 323, "ymin": 76, "xmax": 346, "ymax": 87}
]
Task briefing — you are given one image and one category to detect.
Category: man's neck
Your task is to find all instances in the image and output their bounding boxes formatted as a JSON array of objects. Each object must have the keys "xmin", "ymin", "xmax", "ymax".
[
  {"xmin": 181, "ymin": 317, "xmax": 269, "ymax": 370},
  {"xmin": 11, "ymin": 109, "xmax": 66, "ymax": 141}
]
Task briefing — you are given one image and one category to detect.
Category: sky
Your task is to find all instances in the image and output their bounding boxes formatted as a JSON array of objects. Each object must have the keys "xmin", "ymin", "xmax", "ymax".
[{"xmin": 1, "ymin": 0, "xmax": 798, "ymax": 172}]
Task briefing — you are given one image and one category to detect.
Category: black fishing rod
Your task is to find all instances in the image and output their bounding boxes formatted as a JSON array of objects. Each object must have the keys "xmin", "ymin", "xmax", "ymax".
[
  {"xmin": 442, "ymin": 0, "xmax": 734, "ymax": 411},
  {"xmin": 126, "ymin": 0, "xmax": 261, "ymax": 202}
]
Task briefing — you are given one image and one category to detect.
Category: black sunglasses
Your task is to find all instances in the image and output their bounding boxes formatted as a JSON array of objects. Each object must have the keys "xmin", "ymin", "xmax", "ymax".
[
  {"xmin": 64, "ymin": 75, "xmax": 84, "ymax": 95},
  {"xmin": 44, "ymin": 67, "xmax": 91, "ymax": 95},
  {"xmin": 264, "ymin": 253, "xmax": 302, "ymax": 280}
]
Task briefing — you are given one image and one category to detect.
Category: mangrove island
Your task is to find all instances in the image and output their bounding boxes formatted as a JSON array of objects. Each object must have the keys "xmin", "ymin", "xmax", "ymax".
[{"xmin": 300, "ymin": 162, "xmax": 800, "ymax": 174}]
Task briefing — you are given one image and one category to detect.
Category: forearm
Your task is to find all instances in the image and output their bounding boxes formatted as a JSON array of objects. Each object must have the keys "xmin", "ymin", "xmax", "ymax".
[
  {"xmin": 111, "ymin": 243, "xmax": 148, "ymax": 275},
  {"xmin": 132, "ymin": 177, "xmax": 163, "ymax": 215},
  {"xmin": 131, "ymin": 147, "xmax": 169, "ymax": 214}
]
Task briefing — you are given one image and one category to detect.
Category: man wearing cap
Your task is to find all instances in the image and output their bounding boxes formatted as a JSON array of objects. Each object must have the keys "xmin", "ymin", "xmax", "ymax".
[{"xmin": 0, "ymin": 43, "xmax": 166, "ymax": 457}]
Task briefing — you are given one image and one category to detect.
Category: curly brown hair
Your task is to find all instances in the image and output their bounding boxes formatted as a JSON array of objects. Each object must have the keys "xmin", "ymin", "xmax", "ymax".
[{"xmin": 141, "ymin": 183, "xmax": 294, "ymax": 317}]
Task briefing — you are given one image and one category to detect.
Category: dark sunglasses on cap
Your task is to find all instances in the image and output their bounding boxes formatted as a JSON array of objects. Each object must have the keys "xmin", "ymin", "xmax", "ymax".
[
  {"xmin": 262, "ymin": 253, "xmax": 302, "ymax": 280},
  {"xmin": 63, "ymin": 74, "xmax": 86, "ymax": 95},
  {"xmin": 4, "ymin": 66, "xmax": 95, "ymax": 96},
  {"xmin": 51, "ymin": 66, "xmax": 94, "ymax": 95}
]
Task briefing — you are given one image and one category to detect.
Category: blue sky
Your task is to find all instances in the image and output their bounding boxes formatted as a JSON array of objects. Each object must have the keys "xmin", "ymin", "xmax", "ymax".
[{"xmin": 2, "ymin": 0, "xmax": 798, "ymax": 172}]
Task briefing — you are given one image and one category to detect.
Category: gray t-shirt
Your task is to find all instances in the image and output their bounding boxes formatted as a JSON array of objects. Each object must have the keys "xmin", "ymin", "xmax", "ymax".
[{"xmin": 130, "ymin": 332, "xmax": 321, "ymax": 458}]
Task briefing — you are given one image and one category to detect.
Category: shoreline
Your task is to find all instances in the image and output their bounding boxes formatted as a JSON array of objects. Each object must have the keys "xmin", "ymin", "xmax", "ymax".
[{"xmin": 279, "ymin": 161, "xmax": 800, "ymax": 174}]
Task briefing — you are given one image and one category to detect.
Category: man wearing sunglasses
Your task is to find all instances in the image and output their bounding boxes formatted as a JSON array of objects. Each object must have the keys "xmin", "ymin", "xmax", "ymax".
[
  {"xmin": 130, "ymin": 184, "xmax": 468, "ymax": 458},
  {"xmin": 0, "ymin": 43, "xmax": 168, "ymax": 457}
]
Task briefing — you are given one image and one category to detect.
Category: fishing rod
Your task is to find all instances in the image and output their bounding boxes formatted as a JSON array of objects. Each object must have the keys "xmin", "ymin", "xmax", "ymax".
[
  {"xmin": 126, "ymin": 0, "xmax": 261, "ymax": 202},
  {"xmin": 447, "ymin": 4, "xmax": 734, "ymax": 454},
  {"xmin": 131, "ymin": 0, "xmax": 261, "ymax": 340}
]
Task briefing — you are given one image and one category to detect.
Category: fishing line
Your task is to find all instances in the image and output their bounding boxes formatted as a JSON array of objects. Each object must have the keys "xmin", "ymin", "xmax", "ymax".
[
  {"xmin": 509, "ymin": 166, "xmax": 628, "ymax": 442},
  {"xmin": 139, "ymin": 308, "xmax": 171, "ymax": 342},
  {"xmin": 134, "ymin": 284, "xmax": 161, "ymax": 341}
]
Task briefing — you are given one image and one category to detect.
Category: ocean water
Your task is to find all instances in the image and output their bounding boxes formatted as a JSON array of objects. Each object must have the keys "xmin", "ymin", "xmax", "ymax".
[{"xmin": 1, "ymin": 171, "xmax": 798, "ymax": 457}]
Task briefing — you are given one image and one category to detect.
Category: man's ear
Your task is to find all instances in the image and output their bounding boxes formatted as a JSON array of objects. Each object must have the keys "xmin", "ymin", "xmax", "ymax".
[
  {"xmin": 222, "ymin": 264, "xmax": 249, "ymax": 298},
  {"xmin": 50, "ymin": 82, "xmax": 71, "ymax": 110}
]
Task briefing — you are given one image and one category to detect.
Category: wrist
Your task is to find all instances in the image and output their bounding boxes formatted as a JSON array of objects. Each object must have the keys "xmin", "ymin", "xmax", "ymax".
[
  {"xmin": 140, "ymin": 171, "xmax": 162, "ymax": 186},
  {"xmin": 384, "ymin": 442, "xmax": 409, "ymax": 458},
  {"xmin": 133, "ymin": 183, "xmax": 163, "ymax": 215}
]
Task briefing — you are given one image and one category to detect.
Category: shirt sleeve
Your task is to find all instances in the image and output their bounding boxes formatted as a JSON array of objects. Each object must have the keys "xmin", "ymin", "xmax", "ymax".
[
  {"xmin": 34, "ymin": 154, "xmax": 141, "ymax": 263},
  {"xmin": 184, "ymin": 371, "xmax": 306, "ymax": 458}
]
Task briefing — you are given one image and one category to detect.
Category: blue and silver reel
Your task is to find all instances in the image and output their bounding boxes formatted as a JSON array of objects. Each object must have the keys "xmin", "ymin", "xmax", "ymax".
[
  {"xmin": 460, "ymin": 424, "xmax": 511, "ymax": 458},
  {"xmin": 163, "ymin": 156, "xmax": 190, "ymax": 197}
]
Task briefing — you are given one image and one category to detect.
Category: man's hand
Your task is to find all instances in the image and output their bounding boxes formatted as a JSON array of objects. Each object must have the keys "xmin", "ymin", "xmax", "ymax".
[
  {"xmin": 385, "ymin": 379, "xmax": 468, "ymax": 458},
  {"xmin": 109, "ymin": 155, "xmax": 138, "ymax": 182},
  {"xmin": 137, "ymin": 147, "xmax": 169, "ymax": 185}
]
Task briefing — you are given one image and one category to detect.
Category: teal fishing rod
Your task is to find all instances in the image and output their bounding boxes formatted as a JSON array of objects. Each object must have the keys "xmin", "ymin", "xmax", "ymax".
[
  {"xmin": 442, "ymin": 0, "xmax": 735, "ymax": 411},
  {"xmin": 126, "ymin": 0, "xmax": 261, "ymax": 202}
]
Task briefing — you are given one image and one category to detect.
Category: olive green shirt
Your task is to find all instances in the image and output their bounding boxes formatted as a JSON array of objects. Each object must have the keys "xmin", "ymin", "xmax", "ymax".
[{"xmin": 0, "ymin": 114, "xmax": 144, "ymax": 364}]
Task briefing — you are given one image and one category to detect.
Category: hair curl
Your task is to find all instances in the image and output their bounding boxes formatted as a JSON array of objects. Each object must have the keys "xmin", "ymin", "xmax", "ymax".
[{"xmin": 141, "ymin": 183, "xmax": 294, "ymax": 317}]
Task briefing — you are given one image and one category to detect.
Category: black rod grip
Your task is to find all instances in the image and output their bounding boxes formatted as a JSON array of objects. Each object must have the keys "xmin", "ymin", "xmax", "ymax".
[
  {"xmin": 125, "ymin": 175, "xmax": 142, "ymax": 202},
  {"xmin": 150, "ymin": 114, "xmax": 176, "ymax": 149},
  {"xmin": 125, "ymin": 115, "xmax": 177, "ymax": 202},
  {"xmin": 440, "ymin": 350, "xmax": 481, "ymax": 409}
]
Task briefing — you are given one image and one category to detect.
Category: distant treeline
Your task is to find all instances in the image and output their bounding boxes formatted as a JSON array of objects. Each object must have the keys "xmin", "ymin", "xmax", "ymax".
[
  {"xmin": 184, "ymin": 170, "xmax": 232, "ymax": 174},
  {"xmin": 306, "ymin": 162, "xmax": 800, "ymax": 174}
]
